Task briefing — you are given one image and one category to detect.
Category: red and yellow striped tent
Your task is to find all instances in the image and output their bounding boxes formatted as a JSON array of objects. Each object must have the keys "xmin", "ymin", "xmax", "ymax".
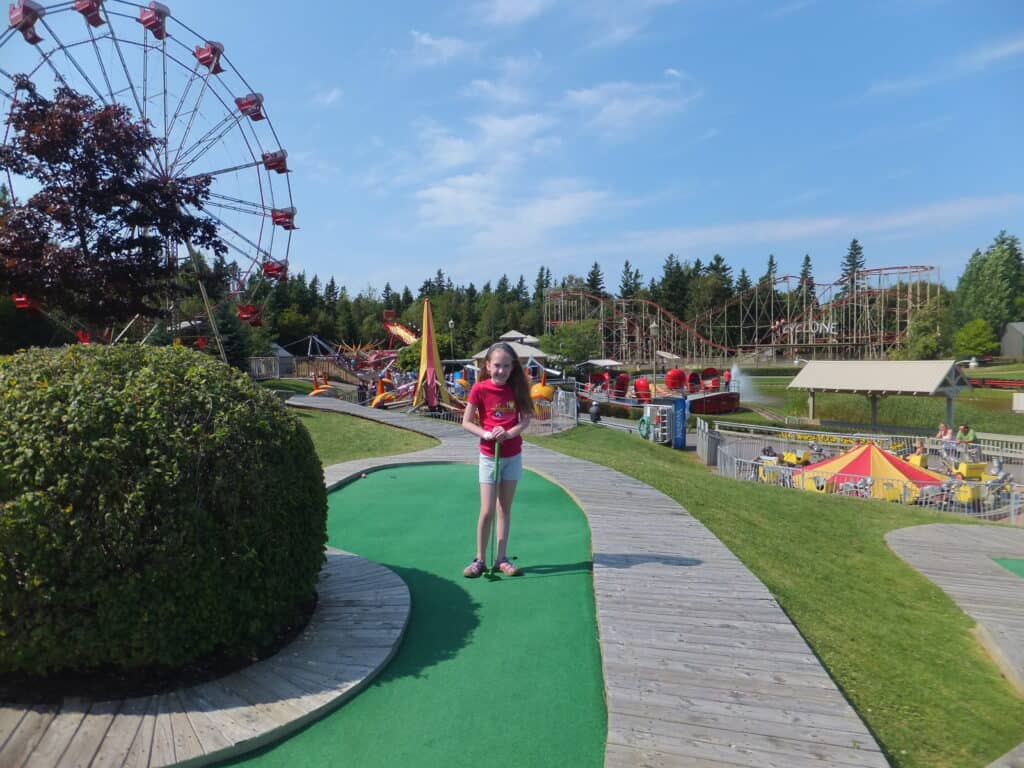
[{"xmin": 793, "ymin": 442, "xmax": 946, "ymax": 501}]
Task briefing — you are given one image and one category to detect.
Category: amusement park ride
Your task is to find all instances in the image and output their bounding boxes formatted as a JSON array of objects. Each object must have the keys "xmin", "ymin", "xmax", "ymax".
[
  {"xmin": 544, "ymin": 265, "xmax": 942, "ymax": 366},
  {"xmin": 3, "ymin": 1, "xmax": 295, "ymax": 357}
]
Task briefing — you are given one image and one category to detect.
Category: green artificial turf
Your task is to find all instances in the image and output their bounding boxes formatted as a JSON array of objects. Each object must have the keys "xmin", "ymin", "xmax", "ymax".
[
  {"xmin": 223, "ymin": 464, "xmax": 605, "ymax": 768},
  {"xmin": 994, "ymin": 558, "xmax": 1024, "ymax": 578},
  {"xmin": 529, "ymin": 425, "xmax": 1024, "ymax": 768}
]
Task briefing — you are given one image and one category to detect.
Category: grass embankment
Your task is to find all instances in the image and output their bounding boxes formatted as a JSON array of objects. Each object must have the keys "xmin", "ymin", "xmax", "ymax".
[
  {"xmin": 290, "ymin": 409, "xmax": 437, "ymax": 466},
  {"xmin": 967, "ymin": 363, "xmax": 1024, "ymax": 380},
  {"xmin": 780, "ymin": 389, "xmax": 1021, "ymax": 434},
  {"xmin": 529, "ymin": 425, "xmax": 1024, "ymax": 768},
  {"xmin": 258, "ymin": 378, "xmax": 315, "ymax": 395}
]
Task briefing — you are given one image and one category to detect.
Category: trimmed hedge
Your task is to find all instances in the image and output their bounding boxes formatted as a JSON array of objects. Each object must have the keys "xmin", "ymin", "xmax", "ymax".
[{"xmin": 0, "ymin": 345, "xmax": 327, "ymax": 676}]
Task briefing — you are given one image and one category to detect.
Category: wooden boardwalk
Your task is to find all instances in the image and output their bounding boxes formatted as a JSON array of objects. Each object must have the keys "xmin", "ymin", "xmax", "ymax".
[
  {"xmin": 0, "ymin": 549, "xmax": 409, "ymax": 768},
  {"xmin": 304, "ymin": 399, "xmax": 888, "ymax": 768},
  {"xmin": 886, "ymin": 523, "xmax": 1024, "ymax": 768}
]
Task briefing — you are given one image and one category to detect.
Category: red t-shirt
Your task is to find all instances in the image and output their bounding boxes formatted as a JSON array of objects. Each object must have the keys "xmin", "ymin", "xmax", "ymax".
[{"xmin": 468, "ymin": 379, "xmax": 523, "ymax": 458}]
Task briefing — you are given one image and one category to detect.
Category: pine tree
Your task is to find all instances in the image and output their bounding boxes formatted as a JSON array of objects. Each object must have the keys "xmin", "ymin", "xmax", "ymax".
[
  {"xmin": 533, "ymin": 266, "xmax": 549, "ymax": 305},
  {"xmin": 618, "ymin": 259, "xmax": 642, "ymax": 298},
  {"xmin": 839, "ymin": 239, "xmax": 866, "ymax": 297},
  {"xmin": 586, "ymin": 261, "xmax": 606, "ymax": 295},
  {"xmin": 761, "ymin": 254, "xmax": 777, "ymax": 284},
  {"xmin": 735, "ymin": 268, "xmax": 752, "ymax": 293}
]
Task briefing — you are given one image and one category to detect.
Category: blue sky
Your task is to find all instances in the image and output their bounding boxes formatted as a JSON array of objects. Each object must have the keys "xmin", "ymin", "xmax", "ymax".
[{"xmin": 4, "ymin": 0, "xmax": 1023, "ymax": 295}]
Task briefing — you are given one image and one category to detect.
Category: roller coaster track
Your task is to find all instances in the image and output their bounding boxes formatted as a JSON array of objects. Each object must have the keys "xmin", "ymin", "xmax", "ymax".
[{"xmin": 543, "ymin": 265, "xmax": 940, "ymax": 364}]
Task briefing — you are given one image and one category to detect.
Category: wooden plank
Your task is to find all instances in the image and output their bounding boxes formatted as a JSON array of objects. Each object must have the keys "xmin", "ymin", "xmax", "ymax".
[
  {"xmin": 0, "ymin": 705, "xmax": 57, "ymax": 768},
  {"xmin": 88, "ymin": 696, "xmax": 153, "ymax": 768},
  {"xmin": 27, "ymin": 699, "xmax": 89, "ymax": 767},
  {"xmin": 55, "ymin": 699, "xmax": 120, "ymax": 768}
]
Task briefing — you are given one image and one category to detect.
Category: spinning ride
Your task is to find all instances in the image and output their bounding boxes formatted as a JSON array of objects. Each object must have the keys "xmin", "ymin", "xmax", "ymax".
[{"xmin": 2, "ymin": 1, "xmax": 294, "ymax": 354}]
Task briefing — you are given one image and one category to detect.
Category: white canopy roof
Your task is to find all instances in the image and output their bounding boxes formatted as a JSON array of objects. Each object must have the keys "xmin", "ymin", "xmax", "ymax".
[
  {"xmin": 578, "ymin": 359, "xmax": 624, "ymax": 368},
  {"xmin": 472, "ymin": 341, "xmax": 547, "ymax": 360},
  {"xmin": 788, "ymin": 360, "xmax": 971, "ymax": 397},
  {"xmin": 498, "ymin": 329, "xmax": 540, "ymax": 345}
]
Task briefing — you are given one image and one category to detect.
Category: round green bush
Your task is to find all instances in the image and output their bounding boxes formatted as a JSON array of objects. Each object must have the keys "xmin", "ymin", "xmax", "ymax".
[{"xmin": 0, "ymin": 345, "xmax": 327, "ymax": 676}]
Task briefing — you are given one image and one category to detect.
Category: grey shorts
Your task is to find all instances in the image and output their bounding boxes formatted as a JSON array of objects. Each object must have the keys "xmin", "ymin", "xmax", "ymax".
[{"xmin": 478, "ymin": 451, "xmax": 523, "ymax": 484}]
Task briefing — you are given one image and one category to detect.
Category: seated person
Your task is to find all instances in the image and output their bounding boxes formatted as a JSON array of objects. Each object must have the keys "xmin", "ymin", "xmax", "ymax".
[
  {"xmin": 956, "ymin": 423, "xmax": 976, "ymax": 444},
  {"xmin": 907, "ymin": 439, "xmax": 928, "ymax": 467}
]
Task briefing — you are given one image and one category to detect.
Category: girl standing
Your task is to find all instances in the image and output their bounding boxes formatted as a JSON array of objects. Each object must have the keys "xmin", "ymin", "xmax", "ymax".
[{"xmin": 462, "ymin": 342, "xmax": 534, "ymax": 578}]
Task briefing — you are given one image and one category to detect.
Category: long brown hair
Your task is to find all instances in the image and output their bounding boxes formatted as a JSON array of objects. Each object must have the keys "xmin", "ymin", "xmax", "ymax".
[{"xmin": 484, "ymin": 342, "xmax": 535, "ymax": 416}]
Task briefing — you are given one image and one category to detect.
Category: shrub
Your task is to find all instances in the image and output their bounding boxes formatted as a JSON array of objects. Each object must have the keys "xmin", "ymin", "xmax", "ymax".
[{"xmin": 0, "ymin": 345, "xmax": 327, "ymax": 676}]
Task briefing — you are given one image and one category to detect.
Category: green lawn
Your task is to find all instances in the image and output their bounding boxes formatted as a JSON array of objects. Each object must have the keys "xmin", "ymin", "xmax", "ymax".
[
  {"xmin": 967, "ymin": 364, "xmax": 1024, "ymax": 381},
  {"xmin": 528, "ymin": 425, "xmax": 1024, "ymax": 768},
  {"xmin": 290, "ymin": 409, "xmax": 437, "ymax": 466},
  {"xmin": 258, "ymin": 378, "xmax": 315, "ymax": 395},
  {"xmin": 782, "ymin": 388, "xmax": 1022, "ymax": 434}
]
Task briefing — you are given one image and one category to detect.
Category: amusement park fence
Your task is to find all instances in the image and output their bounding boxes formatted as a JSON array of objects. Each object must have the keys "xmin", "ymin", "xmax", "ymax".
[{"xmin": 695, "ymin": 418, "xmax": 1024, "ymax": 523}]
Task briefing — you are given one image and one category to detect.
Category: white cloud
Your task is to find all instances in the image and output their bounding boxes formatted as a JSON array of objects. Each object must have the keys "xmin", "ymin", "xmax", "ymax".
[
  {"xmin": 573, "ymin": 195, "xmax": 1024, "ymax": 258},
  {"xmin": 464, "ymin": 55, "xmax": 541, "ymax": 106},
  {"xmin": 579, "ymin": 0, "xmax": 679, "ymax": 48},
  {"xmin": 769, "ymin": 0, "xmax": 816, "ymax": 18},
  {"xmin": 566, "ymin": 80, "xmax": 698, "ymax": 137},
  {"xmin": 466, "ymin": 79, "xmax": 527, "ymax": 105},
  {"xmin": 865, "ymin": 32, "xmax": 1024, "ymax": 97},
  {"xmin": 476, "ymin": 0, "xmax": 555, "ymax": 26},
  {"xmin": 410, "ymin": 30, "xmax": 471, "ymax": 66},
  {"xmin": 663, "ymin": 68, "xmax": 684, "ymax": 79},
  {"xmin": 955, "ymin": 33, "xmax": 1024, "ymax": 73},
  {"xmin": 312, "ymin": 87, "xmax": 343, "ymax": 107}
]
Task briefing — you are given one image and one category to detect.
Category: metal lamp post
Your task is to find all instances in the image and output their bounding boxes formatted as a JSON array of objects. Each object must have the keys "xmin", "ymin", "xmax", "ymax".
[
  {"xmin": 448, "ymin": 318, "xmax": 455, "ymax": 359},
  {"xmin": 649, "ymin": 320, "xmax": 658, "ymax": 391}
]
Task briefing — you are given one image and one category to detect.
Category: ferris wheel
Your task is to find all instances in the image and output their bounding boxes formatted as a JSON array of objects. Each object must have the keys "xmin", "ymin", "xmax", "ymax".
[{"xmin": 2, "ymin": 0, "xmax": 295, "ymax": 352}]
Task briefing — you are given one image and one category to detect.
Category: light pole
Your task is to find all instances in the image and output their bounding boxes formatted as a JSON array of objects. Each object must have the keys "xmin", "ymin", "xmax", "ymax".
[
  {"xmin": 649, "ymin": 320, "xmax": 658, "ymax": 391},
  {"xmin": 448, "ymin": 318, "xmax": 455, "ymax": 359}
]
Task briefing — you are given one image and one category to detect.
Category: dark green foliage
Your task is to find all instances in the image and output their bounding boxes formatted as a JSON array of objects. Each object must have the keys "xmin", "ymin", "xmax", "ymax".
[
  {"xmin": 955, "ymin": 231, "xmax": 1023, "ymax": 335},
  {"xmin": 838, "ymin": 238, "xmax": 866, "ymax": 297},
  {"xmin": 585, "ymin": 261, "xmax": 606, "ymax": 295},
  {"xmin": 598, "ymin": 401, "xmax": 641, "ymax": 420},
  {"xmin": 953, "ymin": 318, "xmax": 1000, "ymax": 358},
  {"xmin": 0, "ymin": 345, "xmax": 326, "ymax": 676}
]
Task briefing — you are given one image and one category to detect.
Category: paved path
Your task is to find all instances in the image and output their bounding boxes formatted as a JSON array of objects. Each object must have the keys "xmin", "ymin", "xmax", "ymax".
[
  {"xmin": 0, "ymin": 550, "xmax": 409, "ymax": 768},
  {"xmin": 886, "ymin": 524, "xmax": 1024, "ymax": 768},
  {"xmin": 306, "ymin": 399, "xmax": 888, "ymax": 768}
]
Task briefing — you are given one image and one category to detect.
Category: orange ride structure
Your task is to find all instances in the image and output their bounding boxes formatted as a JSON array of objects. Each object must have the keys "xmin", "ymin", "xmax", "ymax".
[
  {"xmin": 543, "ymin": 265, "xmax": 940, "ymax": 365},
  {"xmin": 410, "ymin": 298, "xmax": 456, "ymax": 412}
]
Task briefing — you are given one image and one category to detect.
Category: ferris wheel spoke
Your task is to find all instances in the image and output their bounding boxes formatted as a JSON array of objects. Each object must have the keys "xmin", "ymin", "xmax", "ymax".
[
  {"xmin": 38, "ymin": 19, "xmax": 107, "ymax": 104},
  {"xmin": 164, "ymin": 66, "xmax": 203, "ymax": 150},
  {"xmin": 168, "ymin": 76, "xmax": 219, "ymax": 173},
  {"xmin": 204, "ymin": 200, "xmax": 266, "ymax": 217},
  {"xmin": 87, "ymin": 28, "xmax": 115, "ymax": 103},
  {"xmin": 183, "ymin": 159, "xmax": 262, "ymax": 181},
  {"xmin": 197, "ymin": 205, "xmax": 271, "ymax": 261},
  {"xmin": 175, "ymin": 114, "xmax": 243, "ymax": 175},
  {"xmin": 100, "ymin": 4, "xmax": 144, "ymax": 118},
  {"xmin": 208, "ymin": 191, "xmax": 268, "ymax": 212}
]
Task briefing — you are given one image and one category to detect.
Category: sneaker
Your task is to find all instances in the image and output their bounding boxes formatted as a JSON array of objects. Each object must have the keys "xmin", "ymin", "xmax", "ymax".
[
  {"xmin": 463, "ymin": 558, "xmax": 486, "ymax": 578},
  {"xmin": 494, "ymin": 558, "xmax": 521, "ymax": 577}
]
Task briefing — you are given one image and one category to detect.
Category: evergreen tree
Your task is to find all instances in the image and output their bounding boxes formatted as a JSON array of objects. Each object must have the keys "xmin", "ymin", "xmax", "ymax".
[
  {"xmin": 735, "ymin": 268, "xmax": 752, "ymax": 293},
  {"xmin": 655, "ymin": 254, "xmax": 689, "ymax": 318},
  {"xmin": 214, "ymin": 301, "xmax": 252, "ymax": 370},
  {"xmin": 585, "ymin": 261, "xmax": 606, "ymax": 295},
  {"xmin": 533, "ymin": 266, "xmax": 550, "ymax": 305},
  {"xmin": 400, "ymin": 286, "xmax": 414, "ymax": 309},
  {"xmin": 618, "ymin": 260, "xmax": 642, "ymax": 298},
  {"xmin": 761, "ymin": 254, "xmax": 778, "ymax": 284},
  {"xmin": 839, "ymin": 238, "xmax": 866, "ymax": 297}
]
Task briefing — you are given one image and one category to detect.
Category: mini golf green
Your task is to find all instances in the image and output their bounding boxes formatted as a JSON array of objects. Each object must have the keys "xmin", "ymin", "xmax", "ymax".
[
  {"xmin": 223, "ymin": 463, "xmax": 605, "ymax": 767},
  {"xmin": 994, "ymin": 558, "xmax": 1024, "ymax": 578}
]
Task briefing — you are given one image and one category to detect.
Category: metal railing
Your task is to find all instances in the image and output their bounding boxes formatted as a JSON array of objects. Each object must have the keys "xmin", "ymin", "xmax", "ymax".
[{"xmin": 717, "ymin": 445, "xmax": 1021, "ymax": 523}]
